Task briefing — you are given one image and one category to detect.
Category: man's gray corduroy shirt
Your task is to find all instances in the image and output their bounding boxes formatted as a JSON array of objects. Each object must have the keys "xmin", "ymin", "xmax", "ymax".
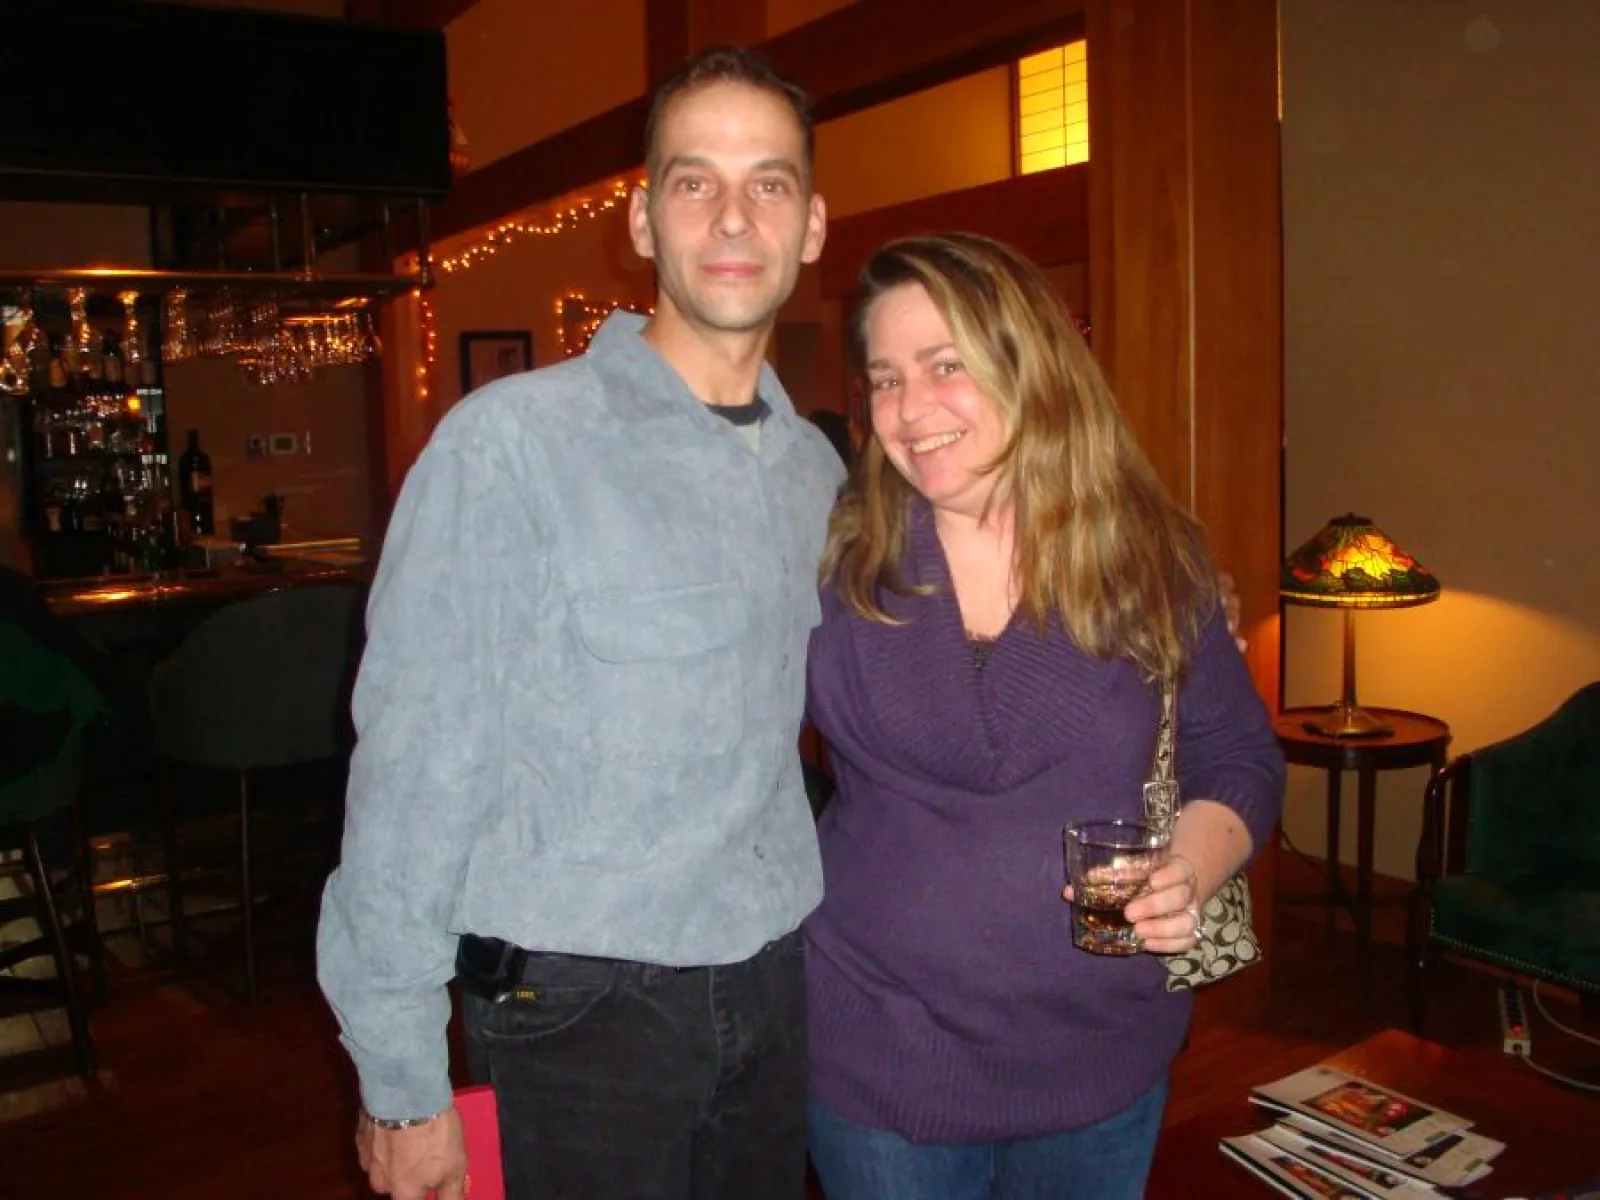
[{"xmin": 317, "ymin": 311, "xmax": 844, "ymax": 1120}]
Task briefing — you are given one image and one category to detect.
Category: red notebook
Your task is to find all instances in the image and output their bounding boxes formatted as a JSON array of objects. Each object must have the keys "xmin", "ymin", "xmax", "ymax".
[{"xmin": 441, "ymin": 1084, "xmax": 503, "ymax": 1200}]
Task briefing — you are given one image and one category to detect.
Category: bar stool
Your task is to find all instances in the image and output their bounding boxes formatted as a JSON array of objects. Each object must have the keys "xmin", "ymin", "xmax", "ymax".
[
  {"xmin": 0, "ymin": 733, "xmax": 99, "ymax": 1078},
  {"xmin": 147, "ymin": 582, "xmax": 364, "ymax": 1003}
]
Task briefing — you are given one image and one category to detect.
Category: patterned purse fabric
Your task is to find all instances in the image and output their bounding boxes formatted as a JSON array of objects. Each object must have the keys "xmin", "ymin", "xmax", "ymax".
[{"xmin": 1145, "ymin": 678, "xmax": 1262, "ymax": 992}]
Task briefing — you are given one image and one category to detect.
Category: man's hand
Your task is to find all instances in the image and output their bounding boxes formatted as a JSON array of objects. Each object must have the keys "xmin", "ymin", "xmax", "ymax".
[
  {"xmin": 356, "ymin": 1107, "xmax": 469, "ymax": 1200},
  {"xmin": 1218, "ymin": 572, "xmax": 1246, "ymax": 652}
]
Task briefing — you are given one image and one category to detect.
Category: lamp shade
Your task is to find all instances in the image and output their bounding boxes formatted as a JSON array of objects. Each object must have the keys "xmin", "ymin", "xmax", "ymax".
[{"xmin": 1280, "ymin": 514, "xmax": 1440, "ymax": 609}]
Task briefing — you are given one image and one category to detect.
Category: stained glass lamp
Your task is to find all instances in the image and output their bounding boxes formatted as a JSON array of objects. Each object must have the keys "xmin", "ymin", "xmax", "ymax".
[{"xmin": 1281, "ymin": 514, "xmax": 1440, "ymax": 738}]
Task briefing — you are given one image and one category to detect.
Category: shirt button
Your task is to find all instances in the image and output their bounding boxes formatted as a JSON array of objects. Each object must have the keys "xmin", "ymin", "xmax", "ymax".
[{"xmin": 782, "ymin": 655, "xmax": 790, "ymax": 669}]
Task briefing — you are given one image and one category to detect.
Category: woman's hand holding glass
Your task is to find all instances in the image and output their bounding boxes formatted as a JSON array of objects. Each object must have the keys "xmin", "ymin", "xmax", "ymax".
[
  {"xmin": 1061, "ymin": 851, "xmax": 1202, "ymax": 955},
  {"xmin": 1120, "ymin": 853, "xmax": 1202, "ymax": 954}
]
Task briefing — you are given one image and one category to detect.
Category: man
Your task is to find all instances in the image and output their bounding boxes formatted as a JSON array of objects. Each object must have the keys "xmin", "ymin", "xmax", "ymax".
[{"xmin": 317, "ymin": 46, "xmax": 837, "ymax": 1200}]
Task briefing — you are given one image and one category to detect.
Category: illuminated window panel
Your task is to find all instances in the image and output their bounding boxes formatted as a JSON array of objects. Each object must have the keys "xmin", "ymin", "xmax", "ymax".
[
  {"xmin": 1021, "ymin": 129, "xmax": 1067, "ymax": 156},
  {"xmin": 1016, "ymin": 40, "xmax": 1089, "ymax": 174}
]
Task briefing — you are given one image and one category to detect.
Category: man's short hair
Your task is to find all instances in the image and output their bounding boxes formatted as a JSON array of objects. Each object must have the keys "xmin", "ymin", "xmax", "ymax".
[{"xmin": 643, "ymin": 45, "xmax": 814, "ymax": 183}]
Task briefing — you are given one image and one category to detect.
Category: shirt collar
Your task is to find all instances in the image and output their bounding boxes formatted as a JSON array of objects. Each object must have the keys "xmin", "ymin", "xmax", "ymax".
[{"xmin": 588, "ymin": 310, "xmax": 798, "ymax": 427}]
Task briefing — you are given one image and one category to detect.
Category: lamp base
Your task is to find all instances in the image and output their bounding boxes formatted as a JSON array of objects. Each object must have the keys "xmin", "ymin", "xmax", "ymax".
[{"xmin": 1302, "ymin": 703, "xmax": 1394, "ymax": 739}]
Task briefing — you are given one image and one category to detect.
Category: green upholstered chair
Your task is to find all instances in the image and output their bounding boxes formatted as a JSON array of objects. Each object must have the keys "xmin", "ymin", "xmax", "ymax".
[
  {"xmin": 146, "ymin": 582, "xmax": 364, "ymax": 1002},
  {"xmin": 1410, "ymin": 682, "xmax": 1600, "ymax": 1031}
]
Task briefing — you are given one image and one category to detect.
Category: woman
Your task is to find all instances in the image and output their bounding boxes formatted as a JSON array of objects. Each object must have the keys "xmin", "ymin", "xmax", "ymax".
[{"xmin": 803, "ymin": 233, "xmax": 1285, "ymax": 1199}]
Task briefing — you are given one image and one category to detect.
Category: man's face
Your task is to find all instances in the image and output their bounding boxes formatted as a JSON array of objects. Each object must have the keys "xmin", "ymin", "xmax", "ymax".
[{"xmin": 630, "ymin": 81, "xmax": 826, "ymax": 338}]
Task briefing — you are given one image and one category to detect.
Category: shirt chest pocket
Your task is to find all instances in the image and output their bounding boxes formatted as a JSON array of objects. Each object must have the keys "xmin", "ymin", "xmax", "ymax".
[{"xmin": 573, "ymin": 580, "xmax": 747, "ymax": 761}]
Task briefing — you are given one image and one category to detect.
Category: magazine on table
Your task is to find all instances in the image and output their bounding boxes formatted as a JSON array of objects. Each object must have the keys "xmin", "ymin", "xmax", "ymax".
[
  {"xmin": 1275, "ymin": 1113, "xmax": 1503, "ymax": 1189},
  {"xmin": 1250, "ymin": 1064, "xmax": 1475, "ymax": 1160},
  {"xmin": 1257, "ymin": 1123, "xmax": 1462, "ymax": 1197},
  {"xmin": 1222, "ymin": 1132, "xmax": 1390, "ymax": 1200}
]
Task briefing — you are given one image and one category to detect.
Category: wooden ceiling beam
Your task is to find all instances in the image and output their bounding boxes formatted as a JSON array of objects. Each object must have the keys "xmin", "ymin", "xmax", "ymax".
[
  {"xmin": 820, "ymin": 166, "xmax": 1089, "ymax": 299},
  {"xmin": 346, "ymin": 0, "xmax": 480, "ymax": 31},
  {"xmin": 427, "ymin": 0, "xmax": 1085, "ymax": 243}
]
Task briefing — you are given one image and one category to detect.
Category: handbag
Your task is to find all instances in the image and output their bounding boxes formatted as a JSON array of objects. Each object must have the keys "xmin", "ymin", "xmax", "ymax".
[{"xmin": 1143, "ymin": 677, "xmax": 1262, "ymax": 991}]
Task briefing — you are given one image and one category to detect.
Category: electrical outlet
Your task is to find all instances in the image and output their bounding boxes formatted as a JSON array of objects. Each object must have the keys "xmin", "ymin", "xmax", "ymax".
[
  {"xmin": 245, "ymin": 434, "xmax": 268, "ymax": 458},
  {"xmin": 268, "ymin": 432, "xmax": 298, "ymax": 456}
]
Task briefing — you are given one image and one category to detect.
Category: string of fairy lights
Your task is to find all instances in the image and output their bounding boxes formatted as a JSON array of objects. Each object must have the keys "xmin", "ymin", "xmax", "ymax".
[
  {"xmin": 413, "ymin": 286, "xmax": 439, "ymax": 410},
  {"xmin": 436, "ymin": 176, "xmax": 639, "ymax": 275},
  {"xmin": 414, "ymin": 172, "xmax": 649, "ymax": 402},
  {"xmin": 556, "ymin": 293, "xmax": 653, "ymax": 358},
  {"xmin": 414, "ymin": 168, "xmax": 1080, "ymax": 392}
]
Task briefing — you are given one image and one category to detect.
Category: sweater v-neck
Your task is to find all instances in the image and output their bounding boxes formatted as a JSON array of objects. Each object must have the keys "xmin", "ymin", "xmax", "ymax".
[{"xmin": 846, "ymin": 503, "xmax": 1119, "ymax": 794}]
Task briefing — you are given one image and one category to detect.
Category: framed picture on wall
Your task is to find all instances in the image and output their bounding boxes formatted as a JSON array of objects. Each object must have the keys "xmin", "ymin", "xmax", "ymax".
[{"xmin": 460, "ymin": 330, "xmax": 533, "ymax": 394}]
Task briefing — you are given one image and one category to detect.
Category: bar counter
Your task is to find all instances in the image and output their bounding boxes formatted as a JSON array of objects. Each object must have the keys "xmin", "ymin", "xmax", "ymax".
[
  {"xmin": 41, "ymin": 538, "xmax": 370, "ymax": 618},
  {"xmin": 44, "ymin": 558, "xmax": 368, "ymax": 618},
  {"xmin": 35, "ymin": 541, "xmax": 372, "ymax": 846}
]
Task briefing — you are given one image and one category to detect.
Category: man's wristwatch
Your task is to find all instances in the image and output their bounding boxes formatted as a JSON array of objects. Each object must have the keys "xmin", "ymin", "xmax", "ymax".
[{"xmin": 364, "ymin": 1108, "xmax": 445, "ymax": 1131}]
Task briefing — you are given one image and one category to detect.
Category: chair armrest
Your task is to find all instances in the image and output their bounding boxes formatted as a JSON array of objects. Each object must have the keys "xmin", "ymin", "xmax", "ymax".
[{"xmin": 1416, "ymin": 755, "xmax": 1471, "ymax": 887}]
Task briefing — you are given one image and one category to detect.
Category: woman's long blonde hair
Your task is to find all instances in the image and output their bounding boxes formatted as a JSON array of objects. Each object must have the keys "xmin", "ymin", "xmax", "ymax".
[{"xmin": 821, "ymin": 233, "xmax": 1216, "ymax": 679}]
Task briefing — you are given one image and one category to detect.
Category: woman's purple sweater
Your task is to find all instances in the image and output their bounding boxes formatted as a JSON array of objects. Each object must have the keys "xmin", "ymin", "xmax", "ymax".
[{"xmin": 803, "ymin": 509, "xmax": 1285, "ymax": 1142}]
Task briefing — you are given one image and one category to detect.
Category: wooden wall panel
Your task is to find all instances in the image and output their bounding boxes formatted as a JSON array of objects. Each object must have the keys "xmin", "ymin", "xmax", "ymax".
[
  {"xmin": 819, "ymin": 166, "xmax": 1089, "ymax": 298},
  {"xmin": 1086, "ymin": 0, "xmax": 1194, "ymax": 502},
  {"xmin": 1189, "ymin": 0, "xmax": 1284, "ymax": 712},
  {"xmin": 646, "ymin": 0, "xmax": 691, "ymax": 86},
  {"xmin": 1087, "ymin": 0, "xmax": 1284, "ymax": 1017},
  {"xmin": 427, "ymin": 0, "xmax": 1084, "ymax": 243}
]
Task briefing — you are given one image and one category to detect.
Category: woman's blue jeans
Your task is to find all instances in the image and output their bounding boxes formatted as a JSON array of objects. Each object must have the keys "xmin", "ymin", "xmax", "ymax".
[{"xmin": 807, "ymin": 1076, "xmax": 1167, "ymax": 1200}]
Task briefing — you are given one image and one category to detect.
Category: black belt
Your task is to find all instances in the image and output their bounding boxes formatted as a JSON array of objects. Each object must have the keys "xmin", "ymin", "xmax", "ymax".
[{"xmin": 455, "ymin": 932, "xmax": 794, "ymax": 1003}]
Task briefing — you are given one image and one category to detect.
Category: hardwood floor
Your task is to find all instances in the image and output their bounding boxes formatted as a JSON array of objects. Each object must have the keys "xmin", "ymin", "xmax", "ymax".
[{"xmin": 2, "ymin": 848, "xmax": 1596, "ymax": 1200}]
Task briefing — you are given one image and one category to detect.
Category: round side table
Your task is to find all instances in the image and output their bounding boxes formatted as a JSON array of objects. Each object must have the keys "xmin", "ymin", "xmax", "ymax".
[{"xmin": 1274, "ymin": 708, "xmax": 1452, "ymax": 986}]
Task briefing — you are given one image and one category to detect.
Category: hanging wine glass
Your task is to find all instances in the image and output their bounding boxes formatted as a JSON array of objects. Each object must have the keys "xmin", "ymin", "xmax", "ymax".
[
  {"xmin": 251, "ymin": 296, "xmax": 281, "ymax": 364},
  {"xmin": 1, "ymin": 294, "xmax": 39, "ymax": 394},
  {"xmin": 360, "ymin": 311, "xmax": 383, "ymax": 362},
  {"xmin": 20, "ymin": 298, "xmax": 46, "ymax": 365},
  {"xmin": 331, "ymin": 315, "xmax": 356, "ymax": 366},
  {"xmin": 68, "ymin": 287, "xmax": 100, "ymax": 381},
  {"xmin": 288, "ymin": 325, "xmax": 314, "ymax": 382},
  {"xmin": 120, "ymin": 291, "xmax": 144, "ymax": 371},
  {"xmin": 163, "ymin": 290, "xmax": 194, "ymax": 363},
  {"xmin": 0, "ymin": 349, "xmax": 24, "ymax": 395},
  {"xmin": 201, "ymin": 292, "xmax": 225, "ymax": 357}
]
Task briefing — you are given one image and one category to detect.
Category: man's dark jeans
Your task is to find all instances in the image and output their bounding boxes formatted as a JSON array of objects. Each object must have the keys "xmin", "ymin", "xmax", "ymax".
[{"xmin": 462, "ymin": 931, "xmax": 807, "ymax": 1200}]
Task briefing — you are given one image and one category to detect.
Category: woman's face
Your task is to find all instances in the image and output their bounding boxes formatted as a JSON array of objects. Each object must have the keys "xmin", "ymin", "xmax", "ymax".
[{"xmin": 864, "ymin": 283, "xmax": 1007, "ymax": 521}]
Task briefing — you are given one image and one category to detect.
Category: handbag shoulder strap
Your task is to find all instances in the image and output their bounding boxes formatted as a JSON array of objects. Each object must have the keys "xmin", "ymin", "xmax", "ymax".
[{"xmin": 1143, "ymin": 676, "xmax": 1180, "ymax": 835}]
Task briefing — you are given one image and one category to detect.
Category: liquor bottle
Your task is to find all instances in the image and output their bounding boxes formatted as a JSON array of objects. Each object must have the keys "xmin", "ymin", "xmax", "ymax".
[
  {"xmin": 33, "ymin": 399, "xmax": 56, "ymax": 460},
  {"xmin": 42, "ymin": 481, "xmax": 65, "ymax": 533},
  {"xmin": 102, "ymin": 333, "xmax": 124, "ymax": 386},
  {"xmin": 79, "ymin": 488, "xmax": 105, "ymax": 534},
  {"xmin": 98, "ymin": 469, "xmax": 123, "ymax": 531},
  {"xmin": 60, "ymin": 480, "xmax": 83, "ymax": 533},
  {"xmin": 157, "ymin": 495, "xmax": 184, "ymax": 569},
  {"xmin": 178, "ymin": 428, "xmax": 215, "ymax": 536},
  {"xmin": 47, "ymin": 334, "xmax": 69, "ymax": 390}
]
